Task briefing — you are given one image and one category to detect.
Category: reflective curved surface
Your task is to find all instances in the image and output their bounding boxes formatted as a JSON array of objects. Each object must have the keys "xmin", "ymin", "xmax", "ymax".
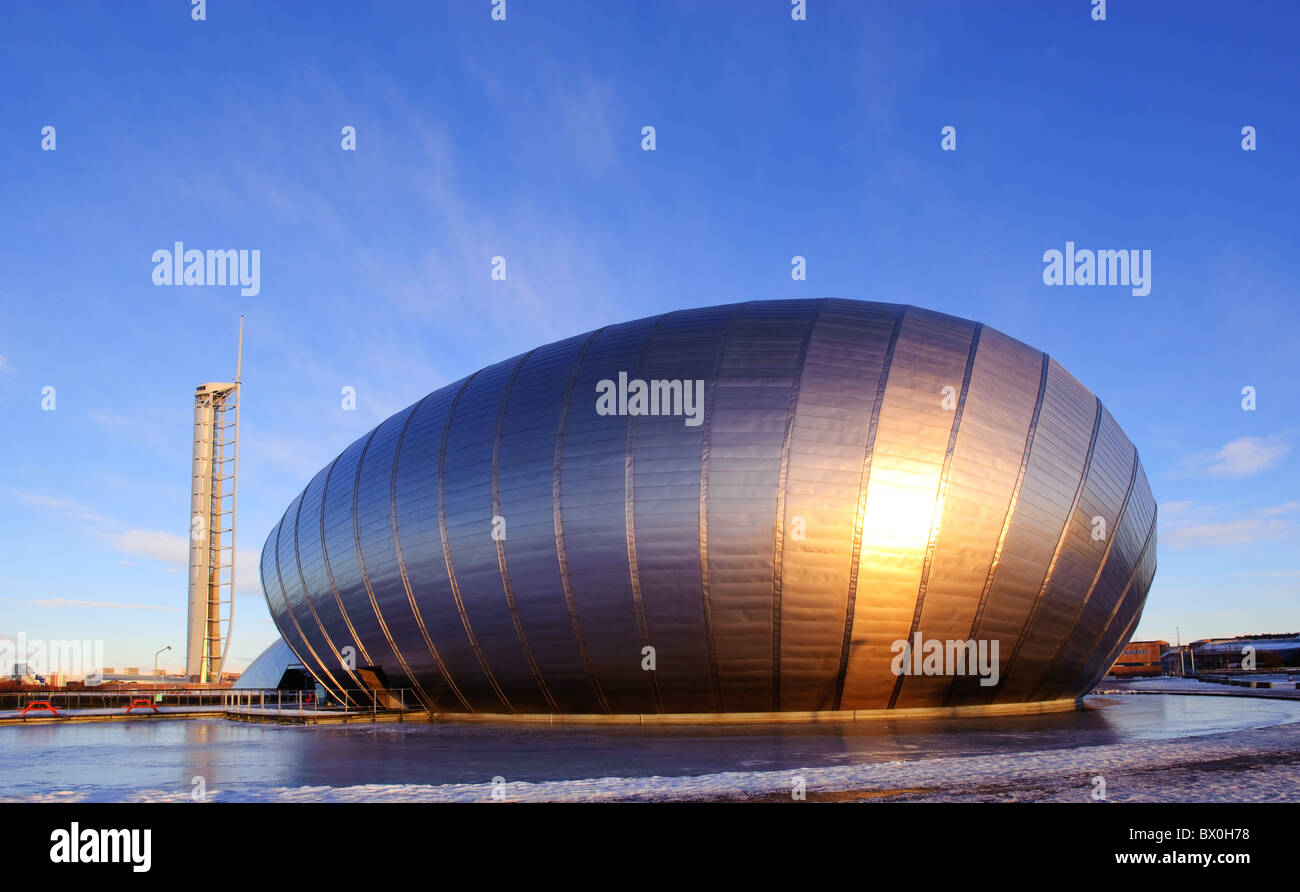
[
  {"xmin": 232, "ymin": 638, "xmax": 303, "ymax": 690},
  {"xmin": 260, "ymin": 299, "xmax": 1157, "ymax": 714}
]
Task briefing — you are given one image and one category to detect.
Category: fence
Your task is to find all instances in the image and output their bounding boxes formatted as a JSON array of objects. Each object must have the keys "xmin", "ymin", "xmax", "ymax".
[
  {"xmin": 0, "ymin": 688, "xmax": 228, "ymax": 711},
  {"xmin": 220, "ymin": 688, "xmax": 419, "ymax": 716},
  {"xmin": 4, "ymin": 686, "xmax": 423, "ymax": 715}
]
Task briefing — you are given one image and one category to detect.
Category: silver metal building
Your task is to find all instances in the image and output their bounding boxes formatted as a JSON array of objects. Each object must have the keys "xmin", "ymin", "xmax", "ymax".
[{"xmin": 259, "ymin": 299, "xmax": 1156, "ymax": 716}]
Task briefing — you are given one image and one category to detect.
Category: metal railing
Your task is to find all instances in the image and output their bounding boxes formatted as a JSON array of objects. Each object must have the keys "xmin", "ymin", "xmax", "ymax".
[
  {"xmin": 1, "ymin": 686, "xmax": 424, "ymax": 719},
  {"xmin": 0, "ymin": 687, "xmax": 230, "ymax": 712},
  {"xmin": 220, "ymin": 688, "xmax": 420, "ymax": 717}
]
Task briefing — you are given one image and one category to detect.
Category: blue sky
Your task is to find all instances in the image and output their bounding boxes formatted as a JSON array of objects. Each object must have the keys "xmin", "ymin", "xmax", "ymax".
[{"xmin": 1, "ymin": 1, "xmax": 1296, "ymax": 673}]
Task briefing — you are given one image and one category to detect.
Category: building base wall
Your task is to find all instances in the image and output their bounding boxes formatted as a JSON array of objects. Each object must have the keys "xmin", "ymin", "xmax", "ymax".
[{"xmin": 429, "ymin": 698, "xmax": 1083, "ymax": 725}]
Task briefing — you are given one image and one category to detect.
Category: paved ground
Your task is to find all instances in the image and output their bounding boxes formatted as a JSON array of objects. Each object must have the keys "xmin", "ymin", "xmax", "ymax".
[{"xmin": 1100, "ymin": 675, "xmax": 1300, "ymax": 700}]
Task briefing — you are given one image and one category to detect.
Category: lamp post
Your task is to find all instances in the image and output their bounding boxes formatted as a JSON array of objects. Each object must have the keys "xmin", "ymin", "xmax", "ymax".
[{"xmin": 154, "ymin": 645, "xmax": 172, "ymax": 679}]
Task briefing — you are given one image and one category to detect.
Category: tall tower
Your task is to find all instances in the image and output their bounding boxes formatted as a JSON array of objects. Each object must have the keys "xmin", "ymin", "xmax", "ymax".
[{"xmin": 186, "ymin": 317, "xmax": 243, "ymax": 684}]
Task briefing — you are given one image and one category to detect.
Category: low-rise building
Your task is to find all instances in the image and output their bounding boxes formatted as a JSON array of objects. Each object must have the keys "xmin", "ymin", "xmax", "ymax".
[{"xmin": 1108, "ymin": 640, "xmax": 1167, "ymax": 677}]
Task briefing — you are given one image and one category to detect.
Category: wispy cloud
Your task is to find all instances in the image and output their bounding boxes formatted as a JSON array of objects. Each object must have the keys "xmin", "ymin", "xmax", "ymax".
[
  {"xmin": 28, "ymin": 598, "xmax": 180, "ymax": 612},
  {"xmin": 113, "ymin": 529, "xmax": 189, "ymax": 568},
  {"xmin": 0, "ymin": 354, "xmax": 10, "ymax": 374},
  {"xmin": 248, "ymin": 432, "xmax": 340, "ymax": 483},
  {"xmin": 112, "ymin": 529, "xmax": 263, "ymax": 598},
  {"xmin": 1163, "ymin": 520, "xmax": 1291, "ymax": 549},
  {"xmin": 1180, "ymin": 434, "xmax": 1290, "ymax": 478},
  {"xmin": 13, "ymin": 492, "xmax": 114, "ymax": 526},
  {"xmin": 13, "ymin": 491, "xmax": 263, "ymax": 598},
  {"xmin": 1159, "ymin": 499, "xmax": 1297, "ymax": 550},
  {"xmin": 88, "ymin": 410, "xmax": 132, "ymax": 429}
]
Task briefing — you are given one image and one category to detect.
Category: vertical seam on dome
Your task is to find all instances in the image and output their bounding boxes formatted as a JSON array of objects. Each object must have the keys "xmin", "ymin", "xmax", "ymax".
[
  {"xmin": 263, "ymin": 523, "xmax": 310, "ymax": 677},
  {"xmin": 1096, "ymin": 607, "xmax": 1146, "ymax": 692},
  {"xmin": 771, "ymin": 298, "xmax": 825, "ymax": 711},
  {"xmin": 439, "ymin": 372, "xmax": 514, "ymax": 713},
  {"xmin": 353, "ymin": 413, "xmax": 434, "ymax": 708},
  {"xmin": 258, "ymin": 539, "xmax": 281, "ymax": 655},
  {"xmin": 625, "ymin": 315, "xmax": 671, "ymax": 714},
  {"xmin": 1083, "ymin": 559, "xmax": 1151, "ymax": 695},
  {"xmin": 887, "ymin": 322, "xmax": 983, "ymax": 709},
  {"xmin": 277, "ymin": 500, "xmax": 345, "ymax": 697},
  {"xmin": 492, "ymin": 349, "xmax": 561, "ymax": 713},
  {"xmin": 320, "ymin": 452, "xmax": 375, "ymax": 669},
  {"xmin": 942, "ymin": 351, "xmax": 1049, "ymax": 707},
  {"xmin": 392, "ymin": 393, "xmax": 468, "ymax": 713},
  {"xmin": 554, "ymin": 328, "xmax": 612, "ymax": 713},
  {"xmin": 698, "ymin": 302, "xmax": 751, "ymax": 713},
  {"xmin": 273, "ymin": 501, "xmax": 348, "ymax": 699},
  {"xmin": 990, "ymin": 394, "xmax": 1104, "ymax": 702},
  {"xmin": 1072, "ymin": 489, "xmax": 1156, "ymax": 695},
  {"xmin": 293, "ymin": 474, "xmax": 369, "ymax": 706},
  {"xmin": 832, "ymin": 306, "xmax": 906, "ymax": 711},
  {"xmin": 1029, "ymin": 438, "xmax": 1140, "ymax": 702}
]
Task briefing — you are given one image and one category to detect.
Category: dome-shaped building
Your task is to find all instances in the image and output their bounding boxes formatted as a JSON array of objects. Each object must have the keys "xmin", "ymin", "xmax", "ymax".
[{"xmin": 259, "ymin": 299, "xmax": 1156, "ymax": 718}]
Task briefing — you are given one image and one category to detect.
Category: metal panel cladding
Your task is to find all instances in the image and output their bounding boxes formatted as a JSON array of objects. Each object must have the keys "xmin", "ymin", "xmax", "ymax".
[{"xmin": 260, "ymin": 299, "xmax": 1157, "ymax": 715}]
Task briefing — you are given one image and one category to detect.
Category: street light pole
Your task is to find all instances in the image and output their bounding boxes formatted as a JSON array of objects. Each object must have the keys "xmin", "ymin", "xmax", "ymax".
[{"xmin": 155, "ymin": 645, "xmax": 172, "ymax": 678}]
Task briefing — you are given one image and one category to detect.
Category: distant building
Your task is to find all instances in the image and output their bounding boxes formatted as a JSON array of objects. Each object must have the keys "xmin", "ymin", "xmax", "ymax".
[
  {"xmin": 1108, "ymin": 641, "xmax": 1167, "ymax": 677},
  {"xmin": 9, "ymin": 663, "xmax": 40, "ymax": 683},
  {"xmin": 1162, "ymin": 645, "xmax": 1191, "ymax": 676},
  {"xmin": 1181, "ymin": 634, "xmax": 1300, "ymax": 673},
  {"xmin": 90, "ymin": 670, "xmax": 189, "ymax": 685}
]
